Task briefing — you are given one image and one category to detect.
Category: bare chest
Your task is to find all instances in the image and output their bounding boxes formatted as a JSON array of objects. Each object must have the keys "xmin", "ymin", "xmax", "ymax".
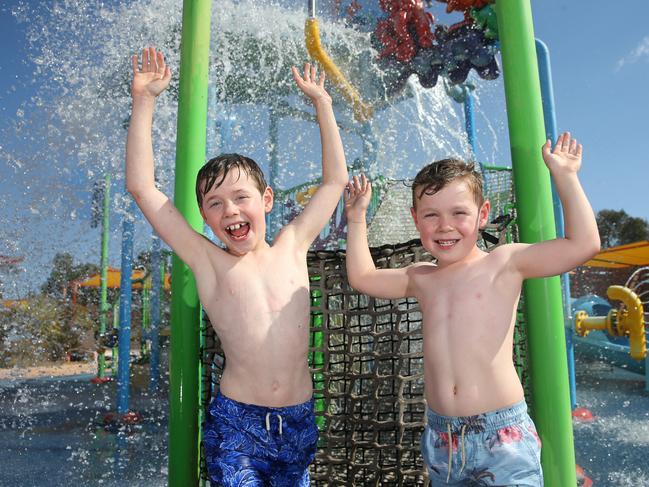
[
  {"xmin": 202, "ymin": 254, "xmax": 311, "ymax": 331},
  {"xmin": 415, "ymin": 265, "xmax": 520, "ymax": 335}
]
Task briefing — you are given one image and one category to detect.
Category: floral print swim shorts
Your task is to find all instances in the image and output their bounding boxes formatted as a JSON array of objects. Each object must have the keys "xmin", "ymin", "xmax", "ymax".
[{"xmin": 421, "ymin": 400, "xmax": 543, "ymax": 486}]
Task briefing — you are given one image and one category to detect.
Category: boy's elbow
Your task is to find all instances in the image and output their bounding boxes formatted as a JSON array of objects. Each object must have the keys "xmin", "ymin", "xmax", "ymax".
[
  {"xmin": 126, "ymin": 182, "xmax": 149, "ymax": 202},
  {"xmin": 126, "ymin": 182, "xmax": 141, "ymax": 199},
  {"xmin": 588, "ymin": 235, "xmax": 601, "ymax": 258},
  {"xmin": 329, "ymin": 173, "xmax": 349, "ymax": 188},
  {"xmin": 576, "ymin": 234, "xmax": 600, "ymax": 263},
  {"xmin": 346, "ymin": 271, "xmax": 368, "ymax": 294}
]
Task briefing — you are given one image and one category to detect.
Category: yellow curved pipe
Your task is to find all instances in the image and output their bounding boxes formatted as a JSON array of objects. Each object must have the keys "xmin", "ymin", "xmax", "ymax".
[
  {"xmin": 574, "ymin": 311, "xmax": 607, "ymax": 337},
  {"xmin": 607, "ymin": 285, "xmax": 646, "ymax": 360},
  {"xmin": 305, "ymin": 18, "xmax": 373, "ymax": 123},
  {"xmin": 296, "ymin": 185, "xmax": 318, "ymax": 206}
]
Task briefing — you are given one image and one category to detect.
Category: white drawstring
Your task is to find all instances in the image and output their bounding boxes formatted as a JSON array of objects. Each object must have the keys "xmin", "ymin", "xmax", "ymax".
[
  {"xmin": 459, "ymin": 424, "xmax": 467, "ymax": 476},
  {"xmin": 265, "ymin": 412, "xmax": 283, "ymax": 436},
  {"xmin": 447, "ymin": 423, "xmax": 452, "ymax": 483},
  {"xmin": 446, "ymin": 423, "xmax": 467, "ymax": 483}
]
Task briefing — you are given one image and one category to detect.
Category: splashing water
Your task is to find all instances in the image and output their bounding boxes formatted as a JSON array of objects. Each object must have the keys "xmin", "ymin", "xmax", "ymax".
[{"xmin": 0, "ymin": 1, "xmax": 511, "ymax": 485}]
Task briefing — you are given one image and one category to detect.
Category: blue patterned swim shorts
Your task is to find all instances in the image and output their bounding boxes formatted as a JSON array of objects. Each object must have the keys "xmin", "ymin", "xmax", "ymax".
[
  {"xmin": 421, "ymin": 400, "xmax": 543, "ymax": 486},
  {"xmin": 203, "ymin": 392, "xmax": 319, "ymax": 487}
]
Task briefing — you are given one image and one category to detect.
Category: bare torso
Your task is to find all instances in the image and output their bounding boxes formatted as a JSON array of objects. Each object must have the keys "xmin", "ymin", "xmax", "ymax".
[
  {"xmin": 196, "ymin": 238, "xmax": 313, "ymax": 407},
  {"xmin": 411, "ymin": 246, "xmax": 525, "ymax": 416}
]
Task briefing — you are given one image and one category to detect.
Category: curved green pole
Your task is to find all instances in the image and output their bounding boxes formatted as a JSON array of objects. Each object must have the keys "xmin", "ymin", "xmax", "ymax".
[
  {"xmin": 170, "ymin": 0, "xmax": 212, "ymax": 485},
  {"xmin": 495, "ymin": 2, "xmax": 576, "ymax": 486}
]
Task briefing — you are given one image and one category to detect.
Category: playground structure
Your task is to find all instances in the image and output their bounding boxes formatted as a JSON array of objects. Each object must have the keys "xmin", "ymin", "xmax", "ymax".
[
  {"xmin": 151, "ymin": 1, "xmax": 582, "ymax": 486},
  {"xmin": 27, "ymin": 0, "xmax": 597, "ymax": 484},
  {"xmin": 575, "ymin": 286, "xmax": 645, "ymax": 362},
  {"xmin": 570, "ymin": 246, "xmax": 649, "ymax": 390}
]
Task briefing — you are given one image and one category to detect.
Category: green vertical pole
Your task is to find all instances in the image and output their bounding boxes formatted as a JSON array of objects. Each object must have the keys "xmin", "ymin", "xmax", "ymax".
[
  {"xmin": 170, "ymin": 1, "xmax": 212, "ymax": 485},
  {"xmin": 98, "ymin": 173, "xmax": 111, "ymax": 378},
  {"xmin": 309, "ymin": 276, "xmax": 326, "ymax": 432},
  {"xmin": 141, "ymin": 286, "xmax": 150, "ymax": 357},
  {"xmin": 495, "ymin": 2, "xmax": 576, "ymax": 486}
]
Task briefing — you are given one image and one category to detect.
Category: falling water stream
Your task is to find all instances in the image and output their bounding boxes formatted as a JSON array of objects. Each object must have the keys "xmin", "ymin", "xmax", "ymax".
[{"xmin": 1, "ymin": 0, "xmax": 646, "ymax": 485}]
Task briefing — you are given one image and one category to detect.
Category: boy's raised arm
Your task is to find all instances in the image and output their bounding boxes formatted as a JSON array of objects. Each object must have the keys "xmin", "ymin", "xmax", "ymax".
[
  {"xmin": 281, "ymin": 64, "xmax": 348, "ymax": 251},
  {"xmin": 126, "ymin": 47, "xmax": 210, "ymax": 271},
  {"xmin": 344, "ymin": 175, "xmax": 414, "ymax": 300},
  {"xmin": 510, "ymin": 132, "xmax": 601, "ymax": 278}
]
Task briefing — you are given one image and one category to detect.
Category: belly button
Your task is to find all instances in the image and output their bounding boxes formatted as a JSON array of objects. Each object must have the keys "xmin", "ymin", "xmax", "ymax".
[
  {"xmin": 272, "ymin": 381, "xmax": 280, "ymax": 391},
  {"xmin": 453, "ymin": 385, "xmax": 458, "ymax": 396}
]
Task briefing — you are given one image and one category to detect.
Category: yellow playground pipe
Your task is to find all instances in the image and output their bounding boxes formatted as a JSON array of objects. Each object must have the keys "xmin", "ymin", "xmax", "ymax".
[
  {"xmin": 304, "ymin": 16, "xmax": 373, "ymax": 123},
  {"xmin": 575, "ymin": 285, "xmax": 646, "ymax": 361}
]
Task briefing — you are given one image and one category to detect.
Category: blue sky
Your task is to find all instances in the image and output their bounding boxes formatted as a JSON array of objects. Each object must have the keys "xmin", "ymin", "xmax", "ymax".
[{"xmin": 1, "ymin": 0, "xmax": 648, "ymax": 297}]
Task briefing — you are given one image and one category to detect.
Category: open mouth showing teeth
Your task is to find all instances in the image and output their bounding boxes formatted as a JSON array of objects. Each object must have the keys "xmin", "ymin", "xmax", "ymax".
[
  {"xmin": 226, "ymin": 222, "xmax": 250, "ymax": 240},
  {"xmin": 436, "ymin": 239, "xmax": 459, "ymax": 248}
]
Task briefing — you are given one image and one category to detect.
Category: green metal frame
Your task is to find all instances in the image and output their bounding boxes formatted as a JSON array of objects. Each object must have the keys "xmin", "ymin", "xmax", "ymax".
[
  {"xmin": 169, "ymin": 0, "xmax": 212, "ymax": 485},
  {"xmin": 169, "ymin": 1, "xmax": 578, "ymax": 485},
  {"xmin": 496, "ymin": 2, "xmax": 576, "ymax": 485},
  {"xmin": 309, "ymin": 277, "xmax": 326, "ymax": 432},
  {"xmin": 98, "ymin": 173, "xmax": 111, "ymax": 378}
]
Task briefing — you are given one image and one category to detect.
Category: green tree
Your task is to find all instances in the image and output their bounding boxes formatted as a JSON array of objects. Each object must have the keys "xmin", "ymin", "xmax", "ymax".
[
  {"xmin": 40, "ymin": 253, "xmax": 99, "ymax": 299},
  {"xmin": 596, "ymin": 209, "xmax": 649, "ymax": 248},
  {"xmin": 0, "ymin": 297, "xmax": 95, "ymax": 366}
]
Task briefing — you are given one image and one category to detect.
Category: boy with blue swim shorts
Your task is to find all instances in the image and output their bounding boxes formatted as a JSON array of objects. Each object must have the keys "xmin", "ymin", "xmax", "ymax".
[
  {"xmin": 344, "ymin": 133, "xmax": 600, "ymax": 485},
  {"xmin": 126, "ymin": 47, "xmax": 348, "ymax": 485}
]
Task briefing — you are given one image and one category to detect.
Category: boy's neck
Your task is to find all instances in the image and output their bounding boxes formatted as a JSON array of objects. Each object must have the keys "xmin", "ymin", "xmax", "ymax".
[
  {"xmin": 225, "ymin": 239, "xmax": 271, "ymax": 257},
  {"xmin": 435, "ymin": 245, "xmax": 486, "ymax": 269}
]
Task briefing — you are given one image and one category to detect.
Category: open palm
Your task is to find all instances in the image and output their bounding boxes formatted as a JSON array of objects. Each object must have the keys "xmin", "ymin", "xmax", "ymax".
[
  {"xmin": 344, "ymin": 174, "xmax": 372, "ymax": 222},
  {"xmin": 542, "ymin": 132, "xmax": 582, "ymax": 173},
  {"xmin": 291, "ymin": 63, "xmax": 331, "ymax": 104},
  {"xmin": 131, "ymin": 47, "xmax": 172, "ymax": 98}
]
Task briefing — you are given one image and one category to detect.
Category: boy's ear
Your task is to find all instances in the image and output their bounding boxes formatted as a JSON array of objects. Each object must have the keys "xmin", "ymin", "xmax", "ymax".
[
  {"xmin": 410, "ymin": 206, "xmax": 419, "ymax": 229},
  {"xmin": 478, "ymin": 199, "xmax": 491, "ymax": 229},
  {"xmin": 263, "ymin": 186, "xmax": 274, "ymax": 213},
  {"xmin": 199, "ymin": 204, "xmax": 207, "ymax": 222}
]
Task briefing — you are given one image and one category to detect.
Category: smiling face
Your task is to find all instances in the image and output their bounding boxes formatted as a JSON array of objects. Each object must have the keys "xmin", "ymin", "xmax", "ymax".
[
  {"xmin": 410, "ymin": 178, "xmax": 490, "ymax": 267},
  {"xmin": 199, "ymin": 170, "xmax": 273, "ymax": 256}
]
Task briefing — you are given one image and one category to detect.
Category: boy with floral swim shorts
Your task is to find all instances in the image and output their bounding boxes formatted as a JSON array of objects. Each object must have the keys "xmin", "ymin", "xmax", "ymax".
[
  {"xmin": 126, "ymin": 47, "xmax": 348, "ymax": 486},
  {"xmin": 344, "ymin": 133, "xmax": 600, "ymax": 485}
]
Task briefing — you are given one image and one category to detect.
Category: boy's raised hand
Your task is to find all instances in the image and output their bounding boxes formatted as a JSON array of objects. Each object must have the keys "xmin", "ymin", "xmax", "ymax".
[
  {"xmin": 344, "ymin": 174, "xmax": 372, "ymax": 222},
  {"xmin": 131, "ymin": 47, "xmax": 172, "ymax": 98},
  {"xmin": 542, "ymin": 131, "xmax": 583, "ymax": 174},
  {"xmin": 291, "ymin": 63, "xmax": 332, "ymax": 105}
]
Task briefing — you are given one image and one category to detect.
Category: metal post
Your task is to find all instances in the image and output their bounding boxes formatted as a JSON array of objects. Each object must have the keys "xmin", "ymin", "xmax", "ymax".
[
  {"xmin": 117, "ymin": 192, "xmax": 135, "ymax": 414},
  {"xmin": 536, "ymin": 38, "xmax": 576, "ymax": 410},
  {"xmin": 268, "ymin": 107, "xmax": 280, "ymax": 240},
  {"xmin": 309, "ymin": 277, "xmax": 325, "ymax": 431},
  {"xmin": 170, "ymin": 0, "xmax": 212, "ymax": 485},
  {"xmin": 495, "ymin": 2, "xmax": 577, "ymax": 485},
  {"xmin": 464, "ymin": 90, "xmax": 477, "ymax": 158},
  {"xmin": 149, "ymin": 234, "xmax": 161, "ymax": 392},
  {"xmin": 98, "ymin": 173, "xmax": 111, "ymax": 378}
]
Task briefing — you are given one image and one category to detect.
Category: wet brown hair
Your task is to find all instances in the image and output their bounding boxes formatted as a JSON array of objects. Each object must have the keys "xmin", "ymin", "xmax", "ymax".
[
  {"xmin": 411, "ymin": 158, "xmax": 484, "ymax": 209},
  {"xmin": 196, "ymin": 153, "xmax": 267, "ymax": 208}
]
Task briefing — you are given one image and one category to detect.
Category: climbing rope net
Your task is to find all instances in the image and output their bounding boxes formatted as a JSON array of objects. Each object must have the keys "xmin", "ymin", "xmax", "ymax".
[{"xmin": 200, "ymin": 168, "xmax": 529, "ymax": 486}]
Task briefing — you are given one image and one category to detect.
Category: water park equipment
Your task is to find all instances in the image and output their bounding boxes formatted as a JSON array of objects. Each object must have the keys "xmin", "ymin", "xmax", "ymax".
[
  {"xmin": 69, "ymin": 0, "xmax": 574, "ymax": 485},
  {"xmin": 143, "ymin": 0, "xmax": 578, "ymax": 485},
  {"xmin": 575, "ymin": 286, "xmax": 645, "ymax": 362},
  {"xmin": 72, "ymin": 267, "xmax": 171, "ymax": 391},
  {"xmin": 305, "ymin": 1, "xmax": 372, "ymax": 122},
  {"xmin": 571, "ymin": 252, "xmax": 649, "ymax": 390}
]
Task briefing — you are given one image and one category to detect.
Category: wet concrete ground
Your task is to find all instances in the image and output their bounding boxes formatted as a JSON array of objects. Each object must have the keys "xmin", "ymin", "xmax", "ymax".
[
  {"xmin": 0, "ymin": 371, "xmax": 168, "ymax": 487},
  {"xmin": 1, "ymin": 354, "xmax": 647, "ymax": 486},
  {"xmin": 572, "ymin": 352, "xmax": 649, "ymax": 486}
]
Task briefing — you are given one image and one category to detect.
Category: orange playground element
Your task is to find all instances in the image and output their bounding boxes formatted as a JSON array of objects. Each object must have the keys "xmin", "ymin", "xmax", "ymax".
[{"xmin": 71, "ymin": 267, "xmax": 171, "ymax": 303}]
